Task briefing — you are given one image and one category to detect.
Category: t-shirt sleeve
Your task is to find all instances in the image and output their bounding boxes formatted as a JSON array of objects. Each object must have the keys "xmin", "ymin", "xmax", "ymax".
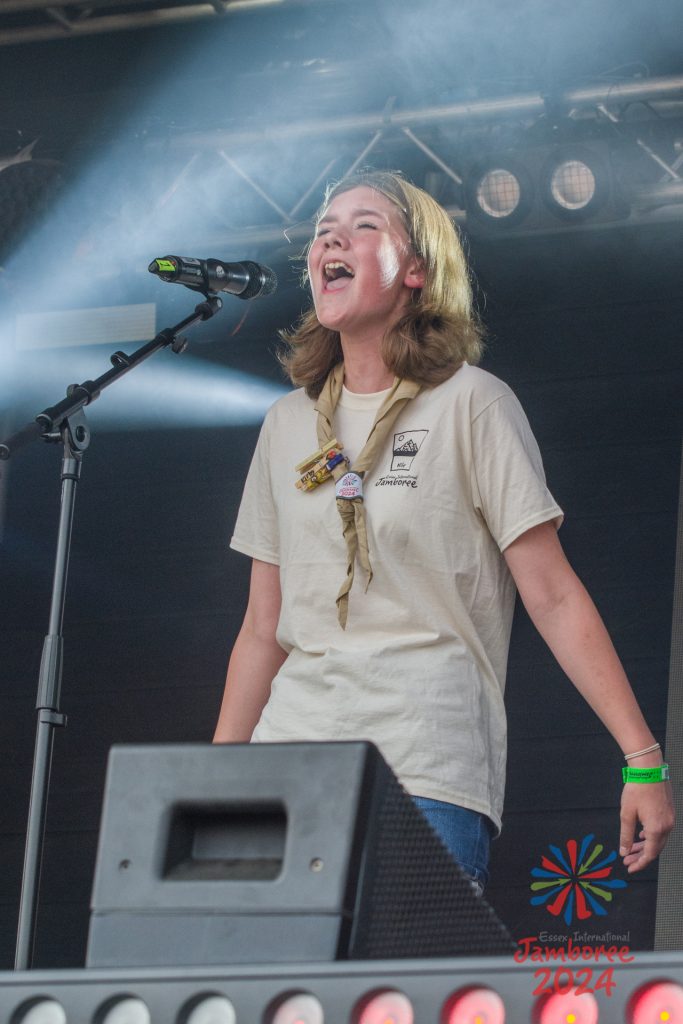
[
  {"xmin": 230, "ymin": 415, "xmax": 280, "ymax": 565},
  {"xmin": 470, "ymin": 392, "xmax": 564, "ymax": 551}
]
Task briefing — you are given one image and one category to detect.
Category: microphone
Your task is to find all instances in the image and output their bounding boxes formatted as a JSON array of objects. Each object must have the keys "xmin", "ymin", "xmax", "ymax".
[{"xmin": 148, "ymin": 255, "xmax": 277, "ymax": 299}]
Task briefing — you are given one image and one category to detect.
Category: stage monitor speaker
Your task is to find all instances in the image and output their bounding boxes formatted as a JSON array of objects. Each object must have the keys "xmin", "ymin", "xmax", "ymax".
[{"xmin": 86, "ymin": 742, "xmax": 513, "ymax": 967}]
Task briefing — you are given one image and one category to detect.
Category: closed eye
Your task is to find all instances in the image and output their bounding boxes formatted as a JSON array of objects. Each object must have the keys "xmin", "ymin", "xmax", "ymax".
[{"xmin": 357, "ymin": 222, "xmax": 377, "ymax": 229}]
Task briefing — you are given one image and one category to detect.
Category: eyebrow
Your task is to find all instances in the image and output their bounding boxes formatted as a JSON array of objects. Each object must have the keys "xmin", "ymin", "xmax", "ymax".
[{"xmin": 317, "ymin": 207, "xmax": 385, "ymax": 225}]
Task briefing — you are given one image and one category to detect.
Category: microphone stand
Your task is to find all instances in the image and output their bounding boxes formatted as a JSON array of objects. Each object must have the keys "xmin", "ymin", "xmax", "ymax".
[{"xmin": 2, "ymin": 293, "xmax": 223, "ymax": 970}]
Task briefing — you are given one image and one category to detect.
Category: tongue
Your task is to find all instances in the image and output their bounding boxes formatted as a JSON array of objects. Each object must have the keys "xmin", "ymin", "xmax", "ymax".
[{"xmin": 326, "ymin": 275, "xmax": 352, "ymax": 291}]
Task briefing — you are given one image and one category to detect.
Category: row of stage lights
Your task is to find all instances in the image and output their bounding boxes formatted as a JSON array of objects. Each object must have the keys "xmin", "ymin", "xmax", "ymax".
[
  {"xmin": 10, "ymin": 979, "xmax": 683, "ymax": 1024},
  {"xmin": 464, "ymin": 145, "xmax": 621, "ymax": 232}
]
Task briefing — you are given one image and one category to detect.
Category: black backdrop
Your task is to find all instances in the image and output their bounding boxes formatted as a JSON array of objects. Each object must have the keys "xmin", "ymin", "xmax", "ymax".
[
  {"xmin": 1, "ymin": 217, "xmax": 680, "ymax": 966},
  {"xmin": 2, "ymin": 0, "xmax": 683, "ymax": 969}
]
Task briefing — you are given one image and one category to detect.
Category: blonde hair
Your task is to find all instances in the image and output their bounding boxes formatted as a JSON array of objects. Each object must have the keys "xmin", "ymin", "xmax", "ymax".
[{"xmin": 279, "ymin": 170, "xmax": 484, "ymax": 398}]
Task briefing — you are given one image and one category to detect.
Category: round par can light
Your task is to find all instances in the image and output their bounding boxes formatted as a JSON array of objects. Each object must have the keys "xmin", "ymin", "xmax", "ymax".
[
  {"xmin": 96, "ymin": 996, "xmax": 151, "ymax": 1024},
  {"xmin": 181, "ymin": 994, "xmax": 237, "ymax": 1024},
  {"xmin": 12, "ymin": 998, "xmax": 67, "ymax": 1024}
]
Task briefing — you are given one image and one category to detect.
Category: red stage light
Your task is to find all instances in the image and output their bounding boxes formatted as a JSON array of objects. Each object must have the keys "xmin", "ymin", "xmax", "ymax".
[
  {"xmin": 353, "ymin": 989, "xmax": 414, "ymax": 1024},
  {"xmin": 628, "ymin": 980, "xmax": 683, "ymax": 1024},
  {"xmin": 534, "ymin": 988, "xmax": 598, "ymax": 1024},
  {"xmin": 268, "ymin": 992, "xmax": 324, "ymax": 1024},
  {"xmin": 442, "ymin": 986, "xmax": 506, "ymax": 1024}
]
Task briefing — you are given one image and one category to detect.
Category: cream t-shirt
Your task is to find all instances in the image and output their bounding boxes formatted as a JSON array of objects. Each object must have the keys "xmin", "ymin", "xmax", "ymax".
[
  {"xmin": 230, "ymin": 364, "xmax": 563, "ymax": 831},
  {"xmin": 335, "ymin": 384, "xmax": 392, "ymax": 462}
]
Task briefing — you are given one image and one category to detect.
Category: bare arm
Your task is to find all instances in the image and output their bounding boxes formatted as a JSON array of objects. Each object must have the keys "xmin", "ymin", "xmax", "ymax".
[
  {"xmin": 213, "ymin": 558, "xmax": 288, "ymax": 743},
  {"xmin": 503, "ymin": 521, "xmax": 674, "ymax": 873}
]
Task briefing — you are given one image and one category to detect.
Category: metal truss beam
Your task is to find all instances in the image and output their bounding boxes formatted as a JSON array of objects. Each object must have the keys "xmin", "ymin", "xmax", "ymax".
[
  {"xmin": 3, "ymin": 71, "xmax": 683, "ymax": 252},
  {"xmin": 130, "ymin": 74, "xmax": 683, "ymax": 249},
  {"xmin": 0, "ymin": 0, "xmax": 314, "ymax": 45},
  {"xmin": 151, "ymin": 76, "xmax": 683, "ymax": 151},
  {"xmin": 2, "ymin": 0, "xmax": 164, "ymax": 8}
]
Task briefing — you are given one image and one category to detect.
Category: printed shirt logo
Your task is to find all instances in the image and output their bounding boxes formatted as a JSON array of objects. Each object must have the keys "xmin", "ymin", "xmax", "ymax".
[
  {"xmin": 529, "ymin": 835, "xmax": 628, "ymax": 927},
  {"xmin": 391, "ymin": 430, "xmax": 428, "ymax": 472},
  {"xmin": 374, "ymin": 429, "xmax": 429, "ymax": 489}
]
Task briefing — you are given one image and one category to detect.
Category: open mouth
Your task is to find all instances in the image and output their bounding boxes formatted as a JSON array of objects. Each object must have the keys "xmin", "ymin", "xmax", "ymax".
[{"xmin": 323, "ymin": 260, "xmax": 354, "ymax": 290}]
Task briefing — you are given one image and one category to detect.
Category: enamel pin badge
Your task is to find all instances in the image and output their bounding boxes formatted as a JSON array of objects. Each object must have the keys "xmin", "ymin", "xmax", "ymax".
[{"xmin": 335, "ymin": 472, "xmax": 363, "ymax": 500}]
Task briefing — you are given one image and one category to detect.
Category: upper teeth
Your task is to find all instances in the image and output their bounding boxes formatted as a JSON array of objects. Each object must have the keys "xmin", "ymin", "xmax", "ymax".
[{"xmin": 324, "ymin": 261, "xmax": 354, "ymax": 278}]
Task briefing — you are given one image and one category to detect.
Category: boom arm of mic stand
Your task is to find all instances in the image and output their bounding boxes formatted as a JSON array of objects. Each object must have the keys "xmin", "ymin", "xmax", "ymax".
[{"xmin": 0, "ymin": 294, "xmax": 223, "ymax": 462}]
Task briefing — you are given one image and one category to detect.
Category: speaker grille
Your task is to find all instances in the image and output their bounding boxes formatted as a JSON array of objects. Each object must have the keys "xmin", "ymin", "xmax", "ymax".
[{"xmin": 350, "ymin": 770, "xmax": 514, "ymax": 958}]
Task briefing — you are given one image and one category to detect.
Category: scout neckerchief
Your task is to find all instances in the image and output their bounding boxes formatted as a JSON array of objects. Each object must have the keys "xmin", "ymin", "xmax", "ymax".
[{"xmin": 296, "ymin": 361, "xmax": 421, "ymax": 629}]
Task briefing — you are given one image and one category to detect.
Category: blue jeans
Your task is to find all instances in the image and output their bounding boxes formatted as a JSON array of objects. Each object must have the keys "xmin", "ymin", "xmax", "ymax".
[{"xmin": 412, "ymin": 796, "xmax": 492, "ymax": 892}]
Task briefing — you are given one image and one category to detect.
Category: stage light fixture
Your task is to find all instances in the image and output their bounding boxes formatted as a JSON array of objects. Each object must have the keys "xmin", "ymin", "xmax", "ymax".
[
  {"xmin": 11, "ymin": 999, "xmax": 67, "ymax": 1024},
  {"xmin": 96, "ymin": 995, "xmax": 151, "ymax": 1024},
  {"xmin": 627, "ymin": 979, "xmax": 683, "ymax": 1023},
  {"xmin": 477, "ymin": 169, "xmax": 521, "ymax": 218},
  {"xmin": 353, "ymin": 989, "xmax": 414, "ymax": 1024},
  {"xmin": 549, "ymin": 159, "xmax": 596, "ymax": 210},
  {"xmin": 540, "ymin": 147, "xmax": 610, "ymax": 222},
  {"xmin": 463, "ymin": 141, "xmax": 626, "ymax": 235},
  {"xmin": 4, "ymin": 955, "xmax": 683, "ymax": 1023},
  {"xmin": 181, "ymin": 994, "xmax": 236, "ymax": 1024},
  {"xmin": 442, "ymin": 985, "xmax": 506, "ymax": 1024},
  {"xmin": 267, "ymin": 991, "xmax": 324, "ymax": 1024},
  {"xmin": 465, "ymin": 158, "xmax": 534, "ymax": 229},
  {"xmin": 533, "ymin": 987, "xmax": 599, "ymax": 1024}
]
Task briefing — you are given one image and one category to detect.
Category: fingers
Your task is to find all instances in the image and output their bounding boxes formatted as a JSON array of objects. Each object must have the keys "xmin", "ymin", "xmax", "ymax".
[
  {"xmin": 619, "ymin": 799, "xmax": 638, "ymax": 859},
  {"xmin": 621, "ymin": 839, "xmax": 645, "ymax": 868},
  {"xmin": 624, "ymin": 834, "xmax": 665, "ymax": 873},
  {"xmin": 619, "ymin": 785, "xmax": 675, "ymax": 874}
]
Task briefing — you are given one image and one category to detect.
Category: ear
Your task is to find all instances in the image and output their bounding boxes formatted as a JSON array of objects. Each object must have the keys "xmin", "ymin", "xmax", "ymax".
[{"xmin": 404, "ymin": 257, "xmax": 425, "ymax": 291}]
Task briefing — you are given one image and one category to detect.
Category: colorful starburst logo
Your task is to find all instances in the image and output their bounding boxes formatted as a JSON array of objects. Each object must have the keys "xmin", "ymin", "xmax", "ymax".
[{"xmin": 530, "ymin": 834, "xmax": 628, "ymax": 925}]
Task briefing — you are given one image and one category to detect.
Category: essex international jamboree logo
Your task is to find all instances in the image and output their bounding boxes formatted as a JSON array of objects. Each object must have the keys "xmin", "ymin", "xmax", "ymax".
[
  {"xmin": 515, "ymin": 835, "xmax": 633, "ymax": 1002},
  {"xmin": 529, "ymin": 834, "xmax": 628, "ymax": 926}
]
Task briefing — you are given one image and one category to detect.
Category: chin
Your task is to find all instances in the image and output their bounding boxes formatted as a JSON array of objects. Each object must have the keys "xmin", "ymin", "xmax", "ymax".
[{"xmin": 314, "ymin": 309, "xmax": 344, "ymax": 332}]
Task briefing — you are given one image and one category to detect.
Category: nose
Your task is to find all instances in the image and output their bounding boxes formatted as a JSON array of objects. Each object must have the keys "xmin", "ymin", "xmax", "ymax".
[{"xmin": 322, "ymin": 225, "xmax": 349, "ymax": 249}]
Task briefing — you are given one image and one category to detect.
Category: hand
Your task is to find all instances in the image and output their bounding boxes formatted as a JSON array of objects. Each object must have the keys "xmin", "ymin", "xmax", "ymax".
[{"xmin": 619, "ymin": 781, "xmax": 675, "ymax": 872}]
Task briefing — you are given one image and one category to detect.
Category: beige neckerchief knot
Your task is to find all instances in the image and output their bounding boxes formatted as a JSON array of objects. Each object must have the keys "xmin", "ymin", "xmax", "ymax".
[{"xmin": 314, "ymin": 362, "xmax": 421, "ymax": 628}]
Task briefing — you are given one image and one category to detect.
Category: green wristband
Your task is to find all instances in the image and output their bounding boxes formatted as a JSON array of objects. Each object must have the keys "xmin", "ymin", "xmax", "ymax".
[{"xmin": 622, "ymin": 764, "xmax": 670, "ymax": 784}]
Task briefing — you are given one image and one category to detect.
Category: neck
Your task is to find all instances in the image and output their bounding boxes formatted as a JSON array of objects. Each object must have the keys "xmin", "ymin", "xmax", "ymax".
[{"xmin": 340, "ymin": 333, "xmax": 394, "ymax": 394}]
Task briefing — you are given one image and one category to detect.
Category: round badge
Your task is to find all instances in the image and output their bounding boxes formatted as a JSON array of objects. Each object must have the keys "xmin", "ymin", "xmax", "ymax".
[{"xmin": 335, "ymin": 472, "xmax": 363, "ymax": 500}]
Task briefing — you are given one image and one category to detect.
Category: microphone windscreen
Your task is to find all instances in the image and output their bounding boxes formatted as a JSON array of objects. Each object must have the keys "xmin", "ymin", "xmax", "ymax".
[{"xmin": 242, "ymin": 261, "xmax": 277, "ymax": 299}]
